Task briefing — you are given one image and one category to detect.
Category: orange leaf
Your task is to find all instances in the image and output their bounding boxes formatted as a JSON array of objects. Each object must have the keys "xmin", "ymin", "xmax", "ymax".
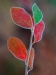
[
  {"xmin": 7, "ymin": 37, "xmax": 27, "ymax": 61},
  {"xmin": 28, "ymin": 48, "xmax": 35, "ymax": 69}
]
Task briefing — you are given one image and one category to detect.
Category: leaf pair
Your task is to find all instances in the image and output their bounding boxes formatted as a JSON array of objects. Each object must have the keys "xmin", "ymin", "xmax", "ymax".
[
  {"xmin": 8, "ymin": 37, "xmax": 34, "ymax": 69},
  {"xmin": 10, "ymin": 3, "xmax": 45, "ymax": 43}
]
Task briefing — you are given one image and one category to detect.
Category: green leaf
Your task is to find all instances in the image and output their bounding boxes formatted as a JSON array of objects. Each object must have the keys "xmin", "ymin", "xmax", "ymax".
[{"xmin": 32, "ymin": 3, "xmax": 43, "ymax": 24}]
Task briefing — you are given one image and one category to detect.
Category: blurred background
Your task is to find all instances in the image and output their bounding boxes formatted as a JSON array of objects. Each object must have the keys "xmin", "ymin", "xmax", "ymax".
[{"xmin": 0, "ymin": 0, "xmax": 56, "ymax": 75}]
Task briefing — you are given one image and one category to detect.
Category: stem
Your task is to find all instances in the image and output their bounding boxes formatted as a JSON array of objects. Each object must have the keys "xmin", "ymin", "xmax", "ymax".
[
  {"xmin": 25, "ymin": 27, "xmax": 34, "ymax": 75},
  {"xmin": 25, "ymin": 61, "xmax": 28, "ymax": 75},
  {"xmin": 29, "ymin": 28, "xmax": 34, "ymax": 50},
  {"xmin": 28, "ymin": 27, "xmax": 34, "ymax": 63}
]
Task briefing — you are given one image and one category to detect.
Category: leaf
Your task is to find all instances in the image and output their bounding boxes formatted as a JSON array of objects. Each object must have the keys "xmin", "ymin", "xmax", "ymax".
[
  {"xmin": 32, "ymin": 3, "xmax": 43, "ymax": 24},
  {"xmin": 28, "ymin": 48, "xmax": 35, "ymax": 70},
  {"xmin": 10, "ymin": 7, "xmax": 33, "ymax": 29},
  {"xmin": 33, "ymin": 20, "xmax": 45, "ymax": 44},
  {"xmin": 7, "ymin": 37, "xmax": 27, "ymax": 61}
]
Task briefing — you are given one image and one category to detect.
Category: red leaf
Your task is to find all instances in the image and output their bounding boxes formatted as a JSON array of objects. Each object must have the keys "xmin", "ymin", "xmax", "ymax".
[
  {"xmin": 28, "ymin": 48, "xmax": 35, "ymax": 69},
  {"xmin": 33, "ymin": 20, "xmax": 45, "ymax": 44},
  {"xmin": 7, "ymin": 37, "xmax": 27, "ymax": 61},
  {"xmin": 10, "ymin": 7, "xmax": 33, "ymax": 29}
]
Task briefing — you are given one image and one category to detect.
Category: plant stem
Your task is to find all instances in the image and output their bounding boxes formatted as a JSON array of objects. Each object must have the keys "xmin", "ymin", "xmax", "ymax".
[
  {"xmin": 29, "ymin": 27, "xmax": 34, "ymax": 50},
  {"xmin": 25, "ymin": 61, "xmax": 28, "ymax": 75},
  {"xmin": 25, "ymin": 27, "xmax": 34, "ymax": 75}
]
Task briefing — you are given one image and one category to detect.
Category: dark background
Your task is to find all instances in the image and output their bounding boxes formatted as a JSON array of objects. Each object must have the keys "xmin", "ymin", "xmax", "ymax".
[{"xmin": 0, "ymin": 0, "xmax": 56, "ymax": 75}]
